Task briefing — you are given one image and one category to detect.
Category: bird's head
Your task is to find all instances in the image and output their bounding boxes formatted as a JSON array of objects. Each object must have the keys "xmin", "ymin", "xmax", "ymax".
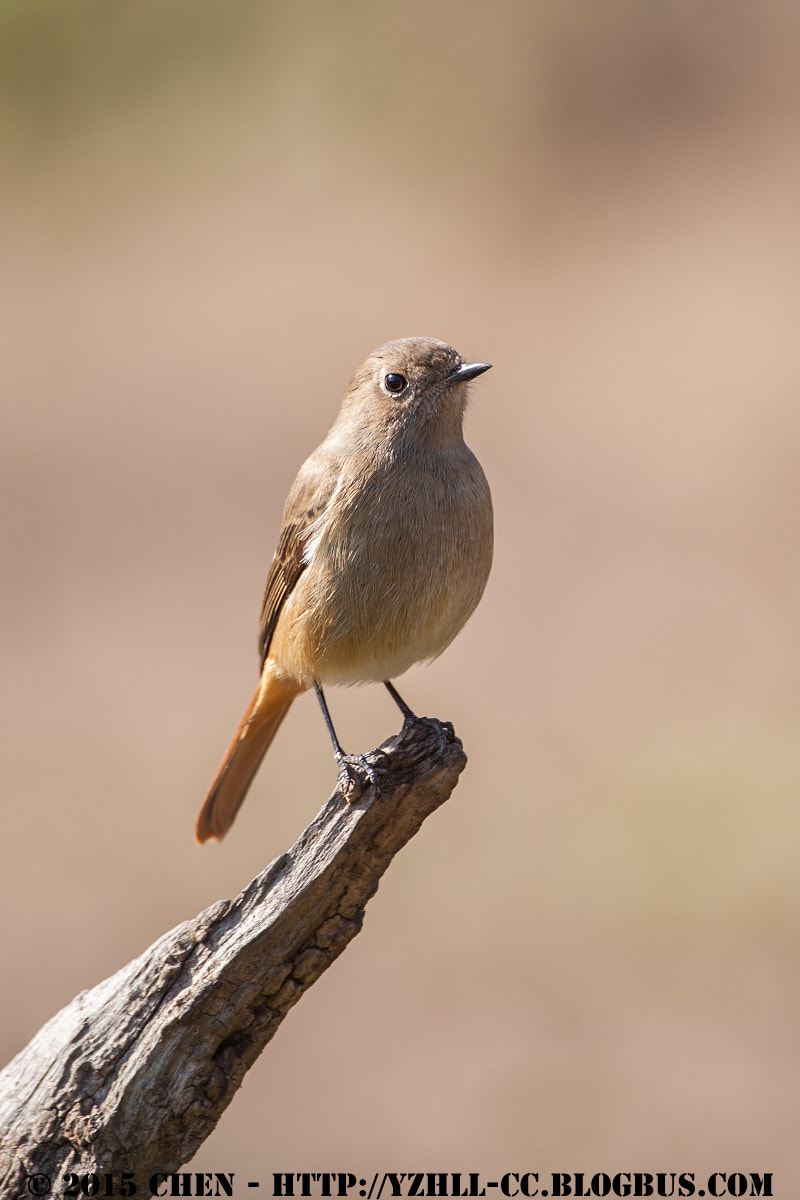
[{"xmin": 339, "ymin": 337, "xmax": 491, "ymax": 448}]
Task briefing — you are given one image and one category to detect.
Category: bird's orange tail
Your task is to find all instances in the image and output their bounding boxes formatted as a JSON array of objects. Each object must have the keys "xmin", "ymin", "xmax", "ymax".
[{"xmin": 195, "ymin": 662, "xmax": 302, "ymax": 843}]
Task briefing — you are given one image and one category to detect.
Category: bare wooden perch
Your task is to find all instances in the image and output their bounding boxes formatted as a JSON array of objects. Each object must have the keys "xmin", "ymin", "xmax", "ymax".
[{"xmin": 0, "ymin": 719, "xmax": 466, "ymax": 1197}]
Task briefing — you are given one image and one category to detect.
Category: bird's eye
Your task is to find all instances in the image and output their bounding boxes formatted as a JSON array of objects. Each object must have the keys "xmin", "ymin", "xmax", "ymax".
[{"xmin": 384, "ymin": 372, "xmax": 407, "ymax": 394}]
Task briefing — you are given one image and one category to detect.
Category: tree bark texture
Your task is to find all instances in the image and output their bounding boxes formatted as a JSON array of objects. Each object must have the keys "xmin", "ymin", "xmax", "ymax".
[{"xmin": 0, "ymin": 719, "xmax": 466, "ymax": 1197}]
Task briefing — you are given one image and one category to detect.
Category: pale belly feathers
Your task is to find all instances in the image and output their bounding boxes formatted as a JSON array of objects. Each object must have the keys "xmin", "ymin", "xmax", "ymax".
[{"xmin": 269, "ymin": 450, "xmax": 493, "ymax": 687}]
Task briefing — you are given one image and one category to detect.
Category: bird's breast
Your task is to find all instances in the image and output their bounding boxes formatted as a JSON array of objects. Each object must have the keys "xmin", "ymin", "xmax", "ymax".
[{"xmin": 270, "ymin": 449, "xmax": 493, "ymax": 686}]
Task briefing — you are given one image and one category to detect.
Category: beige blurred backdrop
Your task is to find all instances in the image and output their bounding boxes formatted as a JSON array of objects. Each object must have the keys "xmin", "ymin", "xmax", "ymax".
[{"xmin": 2, "ymin": 0, "xmax": 799, "ymax": 1181}]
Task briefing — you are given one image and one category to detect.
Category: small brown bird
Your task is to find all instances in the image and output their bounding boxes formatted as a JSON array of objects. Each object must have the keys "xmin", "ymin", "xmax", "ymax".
[{"xmin": 195, "ymin": 337, "xmax": 493, "ymax": 843}]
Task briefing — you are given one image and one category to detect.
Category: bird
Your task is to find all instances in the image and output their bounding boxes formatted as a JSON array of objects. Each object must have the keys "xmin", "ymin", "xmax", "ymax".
[{"xmin": 195, "ymin": 336, "xmax": 493, "ymax": 843}]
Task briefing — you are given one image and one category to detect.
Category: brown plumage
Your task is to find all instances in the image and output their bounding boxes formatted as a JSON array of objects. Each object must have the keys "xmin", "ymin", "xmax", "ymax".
[{"xmin": 195, "ymin": 337, "xmax": 493, "ymax": 843}]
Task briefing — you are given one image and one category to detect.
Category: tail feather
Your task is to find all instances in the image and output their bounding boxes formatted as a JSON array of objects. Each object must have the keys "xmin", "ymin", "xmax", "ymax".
[{"xmin": 195, "ymin": 663, "xmax": 301, "ymax": 843}]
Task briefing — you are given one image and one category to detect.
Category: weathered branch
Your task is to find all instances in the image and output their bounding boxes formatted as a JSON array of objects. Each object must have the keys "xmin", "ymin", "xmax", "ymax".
[{"xmin": 0, "ymin": 719, "xmax": 466, "ymax": 1197}]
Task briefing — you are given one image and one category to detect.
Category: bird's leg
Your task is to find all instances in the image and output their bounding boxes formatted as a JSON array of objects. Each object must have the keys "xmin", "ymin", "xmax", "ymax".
[
  {"xmin": 314, "ymin": 681, "xmax": 382, "ymax": 804},
  {"xmin": 383, "ymin": 680, "xmax": 416, "ymax": 724},
  {"xmin": 384, "ymin": 680, "xmax": 447, "ymax": 756}
]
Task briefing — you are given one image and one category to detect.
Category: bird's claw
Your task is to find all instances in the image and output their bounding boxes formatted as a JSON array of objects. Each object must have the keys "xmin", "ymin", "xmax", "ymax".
[
  {"xmin": 429, "ymin": 718, "xmax": 448, "ymax": 759},
  {"xmin": 400, "ymin": 714, "xmax": 448, "ymax": 760},
  {"xmin": 336, "ymin": 753, "xmax": 384, "ymax": 805}
]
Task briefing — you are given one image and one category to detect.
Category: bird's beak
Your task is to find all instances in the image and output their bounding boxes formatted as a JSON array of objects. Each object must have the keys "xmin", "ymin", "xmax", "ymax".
[{"xmin": 447, "ymin": 361, "xmax": 492, "ymax": 385}]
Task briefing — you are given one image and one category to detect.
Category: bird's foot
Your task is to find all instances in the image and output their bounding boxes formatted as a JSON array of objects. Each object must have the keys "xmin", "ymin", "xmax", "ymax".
[
  {"xmin": 384, "ymin": 681, "xmax": 448, "ymax": 761},
  {"xmin": 399, "ymin": 713, "xmax": 449, "ymax": 760},
  {"xmin": 335, "ymin": 752, "xmax": 386, "ymax": 805}
]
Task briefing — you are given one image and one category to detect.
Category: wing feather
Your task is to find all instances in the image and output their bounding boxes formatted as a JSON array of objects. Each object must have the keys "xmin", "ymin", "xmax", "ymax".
[{"xmin": 258, "ymin": 457, "xmax": 340, "ymax": 665}]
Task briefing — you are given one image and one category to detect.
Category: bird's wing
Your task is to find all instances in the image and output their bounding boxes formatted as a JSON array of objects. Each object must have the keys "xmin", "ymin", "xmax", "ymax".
[{"xmin": 258, "ymin": 455, "xmax": 340, "ymax": 666}]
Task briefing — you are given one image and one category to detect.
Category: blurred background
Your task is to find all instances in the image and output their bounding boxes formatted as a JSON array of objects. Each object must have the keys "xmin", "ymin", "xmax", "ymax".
[{"xmin": 2, "ymin": 0, "xmax": 799, "ymax": 1180}]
